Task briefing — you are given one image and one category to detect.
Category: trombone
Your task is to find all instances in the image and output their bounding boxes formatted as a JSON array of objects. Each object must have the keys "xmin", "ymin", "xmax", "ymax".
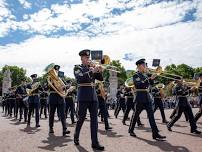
[
  {"xmin": 124, "ymin": 66, "xmax": 183, "ymax": 88},
  {"xmin": 182, "ymin": 79, "xmax": 200, "ymax": 88},
  {"xmin": 147, "ymin": 66, "xmax": 183, "ymax": 81}
]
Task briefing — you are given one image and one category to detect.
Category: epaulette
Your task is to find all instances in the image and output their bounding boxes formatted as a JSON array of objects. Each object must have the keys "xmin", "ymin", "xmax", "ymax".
[
  {"xmin": 74, "ymin": 65, "xmax": 81, "ymax": 72},
  {"xmin": 74, "ymin": 64, "xmax": 81, "ymax": 69}
]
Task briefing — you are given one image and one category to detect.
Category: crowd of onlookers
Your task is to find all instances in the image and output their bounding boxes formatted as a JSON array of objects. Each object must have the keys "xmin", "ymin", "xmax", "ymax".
[{"xmin": 105, "ymin": 96, "xmax": 201, "ymax": 110}]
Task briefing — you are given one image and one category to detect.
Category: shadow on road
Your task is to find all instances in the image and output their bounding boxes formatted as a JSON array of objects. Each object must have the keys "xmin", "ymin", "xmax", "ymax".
[
  {"xmin": 10, "ymin": 121, "xmax": 27, "ymax": 125},
  {"xmin": 136, "ymin": 136, "xmax": 190, "ymax": 152},
  {"xmin": 75, "ymin": 145, "xmax": 89, "ymax": 152},
  {"xmin": 172, "ymin": 130, "xmax": 202, "ymax": 138},
  {"xmin": 20, "ymin": 125, "xmax": 41, "ymax": 134},
  {"xmin": 38, "ymin": 133, "xmax": 72, "ymax": 151},
  {"xmin": 98, "ymin": 129, "xmax": 123, "ymax": 138},
  {"xmin": 136, "ymin": 125, "xmax": 152, "ymax": 133}
]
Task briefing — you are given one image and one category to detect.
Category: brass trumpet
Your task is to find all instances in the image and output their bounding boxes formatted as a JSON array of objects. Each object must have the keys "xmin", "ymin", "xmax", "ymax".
[{"xmin": 89, "ymin": 55, "xmax": 120, "ymax": 73}]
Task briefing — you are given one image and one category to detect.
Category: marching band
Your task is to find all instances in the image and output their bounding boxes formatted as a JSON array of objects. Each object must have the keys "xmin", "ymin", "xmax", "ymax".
[{"xmin": 1, "ymin": 50, "xmax": 202, "ymax": 151}]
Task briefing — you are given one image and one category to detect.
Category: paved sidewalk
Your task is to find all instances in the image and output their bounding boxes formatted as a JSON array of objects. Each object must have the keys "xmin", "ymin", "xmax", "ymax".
[{"xmin": 0, "ymin": 108, "xmax": 202, "ymax": 152}]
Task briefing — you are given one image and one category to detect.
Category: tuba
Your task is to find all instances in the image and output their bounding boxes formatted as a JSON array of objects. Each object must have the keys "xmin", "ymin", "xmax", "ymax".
[
  {"xmin": 45, "ymin": 63, "xmax": 68, "ymax": 97},
  {"xmin": 125, "ymin": 77, "xmax": 134, "ymax": 88}
]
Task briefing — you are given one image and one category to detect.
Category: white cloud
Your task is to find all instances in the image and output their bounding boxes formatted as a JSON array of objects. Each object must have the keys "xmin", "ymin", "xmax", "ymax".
[
  {"xmin": 0, "ymin": 19, "xmax": 202, "ymax": 77},
  {"xmin": 0, "ymin": 0, "xmax": 202, "ymax": 77},
  {"xmin": 0, "ymin": 0, "xmax": 16, "ymax": 37},
  {"xmin": 18, "ymin": 0, "xmax": 32, "ymax": 9}
]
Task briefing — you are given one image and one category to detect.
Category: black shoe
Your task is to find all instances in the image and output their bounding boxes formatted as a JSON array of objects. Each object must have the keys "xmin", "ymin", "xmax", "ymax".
[
  {"xmin": 122, "ymin": 121, "xmax": 126, "ymax": 125},
  {"xmin": 36, "ymin": 124, "xmax": 40, "ymax": 128},
  {"xmin": 27, "ymin": 123, "xmax": 30, "ymax": 126},
  {"xmin": 49, "ymin": 128, "xmax": 54, "ymax": 134},
  {"xmin": 72, "ymin": 121, "xmax": 76, "ymax": 124},
  {"xmin": 191, "ymin": 129, "xmax": 201, "ymax": 134},
  {"xmin": 129, "ymin": 131, "xmax": 136, "ymax": 137},
  {"xmin": 63, "ymin": 130, "xmax": 70, "ymax": 136},
  {"xmin": 153, "ymin": 133, "xmax": 166, "ymax": 140},
  {"xmin": 74, "ymin": 138, "xmax": 79, "ymax": 145},
  {"xmin": 105, "ymin": 126, "xmax": 112, "ymax": 130},
  {"xmin": 19, "ymin": 119, "xmax": 21, "ymax": 122},
  {"xmin": 92, "ymin": 143, "xmax": 104, "ymax": 151},
  {"xmin": 167, "ymin": 125, "xmax": 172, "ymax": 131}
]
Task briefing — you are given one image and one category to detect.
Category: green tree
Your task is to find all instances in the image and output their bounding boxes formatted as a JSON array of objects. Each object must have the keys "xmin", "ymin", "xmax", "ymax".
[
  {"xmin": 1, "ymin": 65, "xmax": 27, "ymax": 86},
  {"xmin": 103, "ymin": 60, "xmax": 127, "ymax": 86},
  {"xmin": 126, "ymin": 70, "xmax": 136, "ymax": 79},
  {"xmin": 194, "ymin": 67, "xmax": 202, "ymax": 74}
]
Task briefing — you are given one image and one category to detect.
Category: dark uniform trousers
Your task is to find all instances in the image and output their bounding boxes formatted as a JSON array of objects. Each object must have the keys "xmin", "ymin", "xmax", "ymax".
[
  {"xmin": 167, "ymin": 101, "xmax": 197, "ymax": 131},
  {"xmin": 114, "ymin": 98, "xmax": 126, "ymax": 117},
  {"xmin": 153, "ymin": 98, "xmax": 166, "ymax": 122},
  {"xmin": 2, "ymin": 99, "xmax": 5, "ymax": 113},
  {"xmin": 19, "ymin": 98, "xmax": 28, "ymax": 121},
  {"xmin": 4, "ymin": 99, "xmax": 9, "ymax": 116},
  {"xmin": 195, "ymin": 95, "xmax": 202, "ymax": 122},
  {"xmin": 40, "ymin": 99, "xmax": 48, "ymax": 118},
  {"xmin": 168, "ymin": 83, "xmax": 198, "ymax": 131},
  {"xmin": 123, "ymin": 99, "xmax": 142, "ymax": 125},
  {"xmin": 65, "ymin": 97, "xmax": 75, "ymax": 123},
  {"xmin": 28, "ymin": 95, "xmax": 40, "ymax": 125},
  {"xmin": 98, "ymin": 96, "xmax": 109, "ymax": 128},
  {"xmin": 129, "ymin": 101, "xmax": 159, "ymax": 134},
  {"xmin": 170, "ymin": 105, "xmax": 189, "ymax": 121},
  {"xmin": 49, "ymin": 93, "xmax": 67, "ymax": 131},
  {"xmin": 14, "ymin": 99, "xmax": 19, "ymax": 118},
  {"xmin": 9, "ymin": 98, "xmax": 15, "ymax": 117},
  {"xmin": 74, "ymin": 100, "xmax": 98, "ymax": 145}
]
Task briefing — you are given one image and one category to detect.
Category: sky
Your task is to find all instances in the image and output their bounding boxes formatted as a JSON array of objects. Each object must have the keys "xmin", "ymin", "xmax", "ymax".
[{"xmin": 0, "ymin": 0, "xmax": 202, "ymax": 78}]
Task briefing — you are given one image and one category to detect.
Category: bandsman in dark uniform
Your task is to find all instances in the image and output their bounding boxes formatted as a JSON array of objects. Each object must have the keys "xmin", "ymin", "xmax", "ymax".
[
  {"xmin": 3, "ymin": 93, "xmax": 9, "ymax": 116},
  {"xmin": 167, "ymin": 78, "xmax": 201, "ymax": 134},
  {"xmin": 128, "ymin": 59, "xmax": 166, "ymax": 139},
  {"xmin": 15, "ymin": 78, "xmax": 28, "ymax": 122},
  {"xmin": 151, "ymin": 85, "xmax": 168, "ymax": 123},
  {"xmin": 73, "ymin": 49, "xmax": 104, "ymax": 151},
  {"xmin": 96, "ymin": 81, "xmax": 112, "ymax": 130},
  {"xmin": 48, "ymin": 65, "xmax": 70, "ymax": 136},
  {"xmin": 65, "ymin": 80, "xmax": 76, "ymax": 124},
  {"xmin": 27, "ymin": 74, "xmax": 42, "ymax": 127},
  {"xmin": 2, "ymin": 94, "xmax": 6, "ymax": 113},
  {"xmin": 122, "ymin": 87, "xmax": 143, "ymax": 126},
  {"xmin": 169, "ymin": 102, "xmax": 189, "ymax": 121},
  {"xmin": 114, "ymin": 86, "xmax": 126, "ymax": 118},
  {"xmin": 8, "ymin": 87, "xmax": 16, "ymax": 117},
  {"xmin": 194, "ymin": 73, "xmax": 202, "ymax": 122}
]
